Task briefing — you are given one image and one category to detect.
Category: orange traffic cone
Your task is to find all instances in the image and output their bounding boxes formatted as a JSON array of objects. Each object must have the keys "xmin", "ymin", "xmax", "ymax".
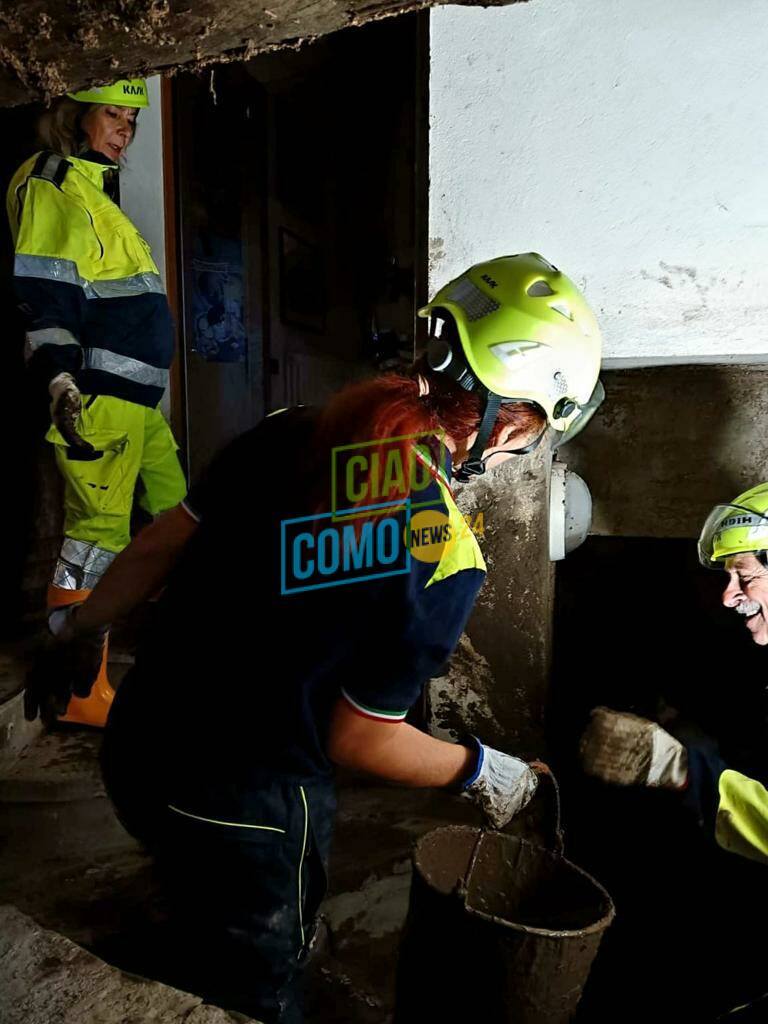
[{"xmin": 47, "ymin": 583, "xmax": 115, "ymax": 728}]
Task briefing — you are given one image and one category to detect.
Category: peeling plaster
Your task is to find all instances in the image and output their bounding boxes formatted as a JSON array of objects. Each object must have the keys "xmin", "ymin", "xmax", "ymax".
[{"xmin": 426, "ymin": 633, "xmax": 496, "ymax": 742}]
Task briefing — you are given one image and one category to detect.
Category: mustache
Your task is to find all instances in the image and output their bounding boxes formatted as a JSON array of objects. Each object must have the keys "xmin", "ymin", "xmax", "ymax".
[{"xmin": 736, "ymin": 600, "xmax": 761, "ymax": 617}]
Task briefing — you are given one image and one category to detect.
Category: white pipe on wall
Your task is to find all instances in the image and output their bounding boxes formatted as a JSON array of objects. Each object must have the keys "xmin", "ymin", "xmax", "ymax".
[{"xmin": 119, "ymin": 75, "xmax": 172, "ymax": 415}]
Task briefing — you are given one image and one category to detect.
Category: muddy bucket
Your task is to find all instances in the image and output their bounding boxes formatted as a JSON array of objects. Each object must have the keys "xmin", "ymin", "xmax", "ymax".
[{"xmin": 394, "ymin": 819, "xmax": 615, "ymax": 1023}]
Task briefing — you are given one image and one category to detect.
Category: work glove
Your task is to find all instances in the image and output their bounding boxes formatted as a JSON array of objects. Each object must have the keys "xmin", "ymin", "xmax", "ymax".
[
  {"xmin": 461, "ymin": 737, "xmax": 539, "ymax": 829},
  {"xmin": 579, "ymin": 706, "xmax": 688, "ymax": 790},
  {"xmin": 24, "ymin": 604, "xmax": 108, "ymax": 727},
  {"xmin": 49, "ymin": 372, "xmax": 93, "ymax": 452}
]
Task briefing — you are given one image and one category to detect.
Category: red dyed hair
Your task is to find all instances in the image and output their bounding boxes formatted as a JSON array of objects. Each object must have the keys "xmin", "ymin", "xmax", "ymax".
[{"xmin": 309, "ymin": 358, "xmax": 546, "ymax": 517}]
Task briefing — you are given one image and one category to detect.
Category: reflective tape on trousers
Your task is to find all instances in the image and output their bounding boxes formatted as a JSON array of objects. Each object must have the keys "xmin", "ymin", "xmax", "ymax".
[
  {"xmin": 84, "ymin": 348, "xmax": 168, "ymax": 388},
  {"xmin": 53, "ymin": 561, "xmax": 105, "ymax": 592},
  {"xmin": 14, "ymin": 253, "xmax": 165, "ymax": 299},
  {"xmin": 54, "ymin": 538, "xmax": 117, "ymax": 589},
  {"xmin": 60, "ymin": 537, "xmax": 117, "ymax": 574}
]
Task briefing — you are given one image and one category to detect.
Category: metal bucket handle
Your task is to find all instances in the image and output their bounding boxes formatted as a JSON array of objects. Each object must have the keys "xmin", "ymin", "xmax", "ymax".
[
  {"xmin": 460, "ymin": 762, "xmax": 564, "ymax": 898},
  {"xmin": 530, "ymin": 760, "xmax": 565, "ymax": 857}
]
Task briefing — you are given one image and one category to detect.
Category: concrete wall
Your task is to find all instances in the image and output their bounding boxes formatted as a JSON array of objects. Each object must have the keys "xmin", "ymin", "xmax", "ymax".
[
  {"xmin": 429, "ymin": 0, "xmax": 768, "ymax": 365},
  {"xmin": 427, "ymin": 446, "xmax": 555, "ymax": 756},
  {"xmin": 563, "ymin": 364, "xmax": 768, "ymax": 539},
  {"xmin": 424, "ymin": 366, "xmax": 768, "ymax": 751}
]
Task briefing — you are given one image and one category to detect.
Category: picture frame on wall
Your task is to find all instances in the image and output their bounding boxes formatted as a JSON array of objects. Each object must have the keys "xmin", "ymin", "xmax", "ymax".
[{"xmin": 279, "ymin": 228, "xmax": 326, "ymax": 334}]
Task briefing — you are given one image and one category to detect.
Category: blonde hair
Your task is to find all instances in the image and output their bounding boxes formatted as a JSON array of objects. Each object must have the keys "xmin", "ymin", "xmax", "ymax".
[{"xmin": 36, "ymin": 97, "xmax": 138, "ymax": 159}]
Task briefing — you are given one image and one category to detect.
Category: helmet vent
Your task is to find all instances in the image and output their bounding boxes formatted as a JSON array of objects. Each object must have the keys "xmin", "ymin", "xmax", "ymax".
[
  {"xmin": 527, "ymin": 280, "xmax": 555, "ymax": 297},
  {"xmin": 447, "ymin": 278, "xmax": 501, "ymax": 322},
  {"xmin": 550, "ymin": 301, "xmax": 574, "ymax": 321},
  {"xmin": 490, "ymin": 340, "xmax": 541, "ymax": 369}
]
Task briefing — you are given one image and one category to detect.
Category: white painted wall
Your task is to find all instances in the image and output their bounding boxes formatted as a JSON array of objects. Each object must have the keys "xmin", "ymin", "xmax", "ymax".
[
  {"xmin": 120, "ymin": 75, "xmax": 166, "ymax": 284},
  {"xmin": 429, "ymin": 0, "xmax": 768, "ymax": 365},
  {"xmin": 119, "ymin": 75, "xmax": 171, "ymax": 411}
]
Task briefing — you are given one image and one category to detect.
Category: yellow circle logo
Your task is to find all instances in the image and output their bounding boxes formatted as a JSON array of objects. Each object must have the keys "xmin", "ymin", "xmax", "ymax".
[{"xmin": 405, "ymin": 509, "xmax": 455, "ymax": 563}]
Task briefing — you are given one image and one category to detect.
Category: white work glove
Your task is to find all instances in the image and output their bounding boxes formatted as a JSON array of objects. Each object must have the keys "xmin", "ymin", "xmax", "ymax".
[
  {"xmin": 580, "ymin": 707, "xmax": 688, "ymax": 790},
  {"xmin": 48, "ymin": 604, "xmax": 89, "ymax": 643},
  {"xmin": 49, "ymin": 372, "xmax": 93, "ymax": 452},
  {"xmin": 461, "ymin": 737, "xmax": 539, "ymax": 829}
]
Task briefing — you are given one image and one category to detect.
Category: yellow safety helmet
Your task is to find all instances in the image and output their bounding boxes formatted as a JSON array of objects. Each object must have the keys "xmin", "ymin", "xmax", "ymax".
[
  {"xmin": 419, "ymin": 253, "xmax": 604, "ymax": 477},
  {"xmin": 699, "ymin": 482, "xmax": 768, "ymax": 568},
  {"xmin": 68, "ymin": 79, "xmax": 149, "ymax": 108}
]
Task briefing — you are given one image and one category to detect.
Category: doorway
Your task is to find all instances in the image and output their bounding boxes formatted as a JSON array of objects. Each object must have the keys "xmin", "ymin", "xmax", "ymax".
[
  {"xmin": 172, "ymin": 13, "xmax": 428, "ymax": 482},
  {"xmin": 173, "ymin": 67, "xmax": 268, "ymax": 482}
]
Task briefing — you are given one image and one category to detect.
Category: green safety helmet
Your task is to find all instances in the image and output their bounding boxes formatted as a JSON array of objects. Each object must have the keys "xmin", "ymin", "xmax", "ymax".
[
  {"xmin": 418, "ymin": 253, "xmax": 604, "ymax": 478},
  {"xmin": 67, "ymin": 79, "xmax": 149, "ymax": 108},
  {"xmin": 698, "ymin": 482, "xmax": 768, "ymax": 569}
]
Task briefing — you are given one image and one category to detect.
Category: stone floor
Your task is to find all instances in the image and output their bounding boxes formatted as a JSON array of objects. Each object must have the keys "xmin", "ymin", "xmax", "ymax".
[
  {"xmin": 0, "ymin": 905, "xmax": 257, "ymax": 1024},
  {"xmin": 6, "ymin": 645, "xmax": 765, "ymax": 1023},
  {"xmin": 0, "ymin": 710, "xmax": 486, "ymax": 1023}
]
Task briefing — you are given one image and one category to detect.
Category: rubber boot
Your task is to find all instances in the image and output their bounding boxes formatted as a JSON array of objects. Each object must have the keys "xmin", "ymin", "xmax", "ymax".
[{"xmin": 47, "ymin": 583, "xmax": 115, "ymax": 728}]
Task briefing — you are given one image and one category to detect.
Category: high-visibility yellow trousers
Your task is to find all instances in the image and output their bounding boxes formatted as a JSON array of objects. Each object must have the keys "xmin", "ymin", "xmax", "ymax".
[{"xmin": 46, "ymin": 395, "xmax": 186, "ymax": 726}]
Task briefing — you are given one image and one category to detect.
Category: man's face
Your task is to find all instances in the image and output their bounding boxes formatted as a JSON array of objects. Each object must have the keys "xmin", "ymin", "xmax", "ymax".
[{"xmin": 722, "ymin": 552, "xmax": 768, "ymax": 645}]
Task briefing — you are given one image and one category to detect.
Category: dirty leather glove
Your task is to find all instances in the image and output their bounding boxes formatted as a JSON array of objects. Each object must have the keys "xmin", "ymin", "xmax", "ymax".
[
  {"xmin": 461, "ymin": 737, "xmax": 539, "ymax": 829},
  {"xmin": 580, "ymin": 707, "xmax": 688, "ymax": 789},
  {"xmin": 24, "ymin": 604, "xmax": 108, "ymax": 727},
  {"xmin": 49, "ymin": 372, "xmax": 93, "ymax": 452}
]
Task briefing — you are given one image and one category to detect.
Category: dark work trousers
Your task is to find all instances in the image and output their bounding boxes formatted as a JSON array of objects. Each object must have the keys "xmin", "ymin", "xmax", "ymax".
[{"xmin": 101, "ymin": 673, "xmax": 336, "ymax": 1024}]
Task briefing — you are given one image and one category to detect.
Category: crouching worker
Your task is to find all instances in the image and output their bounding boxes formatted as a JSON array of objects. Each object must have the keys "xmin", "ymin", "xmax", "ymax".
[
  {"xmin": 581, "ymin": 482, "xmax": 768, "ymax": 864},
  {"xmin": 25, "ymin": 253, "xmax": 604, "ymax": 1023},
  {"xmin": 581, "ymin": 482, "xmax": 768, "ymax": 1021}
]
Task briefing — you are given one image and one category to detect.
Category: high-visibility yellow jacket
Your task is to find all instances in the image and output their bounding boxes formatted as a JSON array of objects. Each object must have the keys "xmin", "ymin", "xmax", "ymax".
[
  {"xmin": 713, "ymin": 769, "xmax": 768, "ymax": 865},
  {"xmin": 6, "ymin": 149, "xmax": 174, "ymax": 408},
  {"xmin": 684, "ymin": 740, "xmax": 768, "ymax": 866}
]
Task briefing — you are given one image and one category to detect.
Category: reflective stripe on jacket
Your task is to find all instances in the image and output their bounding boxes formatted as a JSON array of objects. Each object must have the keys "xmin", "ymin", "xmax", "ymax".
[{"xmin": 7, "ymin": 150, "xmax": 174, "ymax": 408}]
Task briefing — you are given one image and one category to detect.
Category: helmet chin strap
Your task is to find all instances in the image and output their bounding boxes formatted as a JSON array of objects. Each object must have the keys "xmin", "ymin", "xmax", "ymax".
[{"xmin": 453, "ymin": 391, "xmax": 501, "ymax": 482}]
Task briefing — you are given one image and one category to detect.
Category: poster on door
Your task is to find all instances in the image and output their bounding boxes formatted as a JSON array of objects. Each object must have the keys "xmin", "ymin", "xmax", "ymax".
[{"xmin": 191, "ymin": 239, "xmax": 246, "ymax": 363}]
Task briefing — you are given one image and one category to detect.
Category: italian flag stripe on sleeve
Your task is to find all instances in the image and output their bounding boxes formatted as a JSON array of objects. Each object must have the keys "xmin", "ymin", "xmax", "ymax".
[{"xmin": 341, "ymin": 688, "xmax": 408, "ymax": 723}]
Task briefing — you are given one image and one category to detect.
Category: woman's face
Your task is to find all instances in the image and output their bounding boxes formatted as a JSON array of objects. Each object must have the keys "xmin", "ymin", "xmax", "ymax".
[{"xmin": 80, "ymin": 104, "xmax": 137, "ymax": 162}]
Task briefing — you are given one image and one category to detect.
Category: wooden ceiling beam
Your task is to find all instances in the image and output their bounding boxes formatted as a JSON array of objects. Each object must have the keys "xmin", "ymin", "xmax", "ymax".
[{"xmin": 0, "ymin": 0, "xmax": 527, "ymax": 106}]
